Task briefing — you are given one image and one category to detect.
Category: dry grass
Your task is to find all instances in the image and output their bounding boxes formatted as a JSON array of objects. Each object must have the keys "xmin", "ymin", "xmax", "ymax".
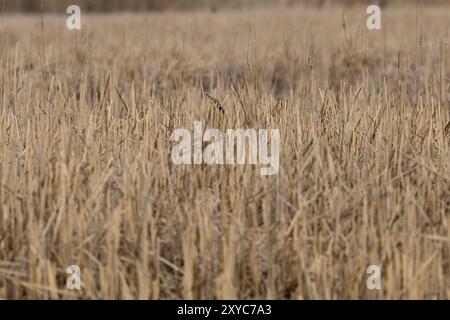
[{"xmin": 0, "ymin": 5, "xmax": 449, "ymax": 300}]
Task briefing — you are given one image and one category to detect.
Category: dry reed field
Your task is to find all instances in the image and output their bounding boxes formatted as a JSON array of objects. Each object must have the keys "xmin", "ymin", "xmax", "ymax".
[{"xmin": 0, "ymin": 4, "xmax": 450, "ymax": 300}]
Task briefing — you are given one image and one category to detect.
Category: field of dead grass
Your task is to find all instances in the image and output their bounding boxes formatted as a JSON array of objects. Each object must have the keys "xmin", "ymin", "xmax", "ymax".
[{"xmin": 0, "ymin": 5, "xmax": 449, "ymax": 299}]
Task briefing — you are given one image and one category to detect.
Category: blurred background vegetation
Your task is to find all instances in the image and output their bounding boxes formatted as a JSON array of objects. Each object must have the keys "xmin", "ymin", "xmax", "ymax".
[{"xmin": 1, "ymin": 0, "xmax": 447, "ymax": 13}]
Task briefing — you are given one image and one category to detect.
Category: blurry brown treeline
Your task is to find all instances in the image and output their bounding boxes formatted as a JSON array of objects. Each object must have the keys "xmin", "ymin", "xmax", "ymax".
[{"xmin": 2, "ymin": 0, "xmax": 449, "ymax": 13}]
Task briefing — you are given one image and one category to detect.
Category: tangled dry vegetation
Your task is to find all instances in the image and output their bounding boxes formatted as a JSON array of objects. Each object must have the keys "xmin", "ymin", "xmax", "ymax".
[{"xmin": 0, "ymin": 5, "xmax": 449, "ymax": 299}]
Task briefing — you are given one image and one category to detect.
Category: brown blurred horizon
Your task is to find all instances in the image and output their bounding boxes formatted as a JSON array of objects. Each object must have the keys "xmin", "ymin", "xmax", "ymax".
[{"xmin": 1, "ymin": 0, "xmax": 449, "ymax": 13}]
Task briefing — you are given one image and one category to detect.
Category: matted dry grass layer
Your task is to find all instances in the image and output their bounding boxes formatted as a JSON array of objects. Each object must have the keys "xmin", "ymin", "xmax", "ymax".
[{"xmin": 0, "ymin": 6, "xmax": 449, "ymax": 299}]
